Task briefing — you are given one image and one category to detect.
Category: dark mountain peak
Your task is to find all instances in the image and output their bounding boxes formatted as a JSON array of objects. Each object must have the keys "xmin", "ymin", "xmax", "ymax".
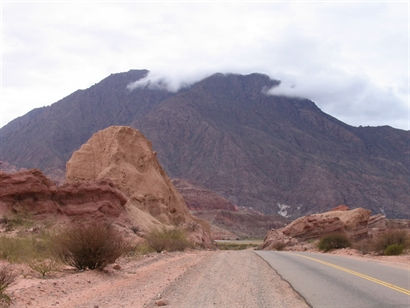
[
  {"xmin": 195, "ymin": 72, "xmax": 279, "ymax": 95},
  {"xmin": 94, "ymin": 69, "xmax": 149, "ymax": 89}
]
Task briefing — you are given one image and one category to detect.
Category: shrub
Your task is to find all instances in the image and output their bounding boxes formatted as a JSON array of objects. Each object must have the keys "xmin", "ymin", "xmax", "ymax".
[
  {"xmin": 374, "ymin": 230, "xmax": 409, "ymax": 254},
  {"xmin": 54, "ymin": 223, "xmax": 128, "ymax": 270},
  {"xmin": 146, "ymin": 228, "xmax": 192, "ymax": 252},
  {"xmin": 384, "ymin": 244, "xmax": 404, "ymax": 256},
  {"xmin": 0, "ymin": 266, "xmax": 16, "ymax": 306},
  {"xmin": 318, "ymin": 233, "xmax": 350, "ymax": 252},
  {"xmin": 28, "ymin": 259, "xmax": 60, "ymax": 278}
]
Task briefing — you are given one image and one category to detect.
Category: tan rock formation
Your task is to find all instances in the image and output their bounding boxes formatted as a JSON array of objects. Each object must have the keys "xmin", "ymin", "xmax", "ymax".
[
  {"xmin": 263, "ymin": 207, "xmax": 372, "ymax": 250},
  {"xmin": 66, "ymin": 126, "xmax": 211, "ymax": 246},
  {"xmin": 0, "ymin": 169, "xmax": 127, "ymax": 223}
]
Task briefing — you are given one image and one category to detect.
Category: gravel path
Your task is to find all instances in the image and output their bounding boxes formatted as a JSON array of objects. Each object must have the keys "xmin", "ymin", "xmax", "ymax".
[{"xmin": 154, "ymin": 250, "xmax": 308, "ymax": 308}]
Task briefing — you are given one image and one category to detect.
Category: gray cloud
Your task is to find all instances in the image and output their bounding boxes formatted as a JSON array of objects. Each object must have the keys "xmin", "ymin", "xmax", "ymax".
[{"xmin": 1, "ymin": 2, "xmax": 408, "ymax": 129}]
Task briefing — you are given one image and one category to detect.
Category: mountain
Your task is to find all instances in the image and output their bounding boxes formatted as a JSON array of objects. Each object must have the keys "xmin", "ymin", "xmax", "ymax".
[{"xmin": 0, "ymin": 70, "xmax": 409, "ymax": 218}]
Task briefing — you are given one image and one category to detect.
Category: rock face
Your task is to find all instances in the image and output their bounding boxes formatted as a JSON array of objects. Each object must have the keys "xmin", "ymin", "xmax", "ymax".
[
  {"xmin": 173, "ymin": 179, "xmax": 286, "ymax": 239},
  {"xmin": 66, "ymin": 126, "xmax": 211, "ymax": 246},
  {"xmin": 0, "ymin": 169, "xmax": 127, "ymax": 222},
  {"xmin": 173, "ymin": 179, "xmax": 237, "ymax": 211},
  {"xmin": 0, "ymin": 71, "xmax": 408, "ymax": 218},
  {"xmin": 262, "ymin": 207, "xmax": 372, "ymax": 250}
]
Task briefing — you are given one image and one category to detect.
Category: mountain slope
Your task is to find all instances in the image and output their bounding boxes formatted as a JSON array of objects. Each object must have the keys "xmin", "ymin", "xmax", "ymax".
[{"xmin": 0, "ymin": 70, "xmax": 408, "ymax": 218}]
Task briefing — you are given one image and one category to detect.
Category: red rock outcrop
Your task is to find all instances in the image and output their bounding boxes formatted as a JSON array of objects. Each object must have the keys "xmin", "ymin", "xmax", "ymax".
[
  {"xmin": 66, "ymin": 126, "xmax": 212, "ymax": 246},
  {"xmin": 0, "ymin": 169, "xmax": 127, "ymax": 223},
  {"xmin": 263, "ymin": 207, "xmax": 372, "ymax": 250}
]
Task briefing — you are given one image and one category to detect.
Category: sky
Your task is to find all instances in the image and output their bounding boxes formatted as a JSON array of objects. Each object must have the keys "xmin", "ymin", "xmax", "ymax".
[{"xmin": 1, "ymin": 1, "xmax": 409, "ymax": 130}]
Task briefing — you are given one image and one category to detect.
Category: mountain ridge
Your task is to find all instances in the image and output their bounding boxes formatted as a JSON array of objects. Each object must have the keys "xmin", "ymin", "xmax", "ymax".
[{"xmin": 0, "ymin": 69, "xmax": 408, "ymax": 218}]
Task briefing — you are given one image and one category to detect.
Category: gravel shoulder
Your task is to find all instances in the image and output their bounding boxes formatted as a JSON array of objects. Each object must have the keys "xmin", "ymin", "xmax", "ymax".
[
  {"xmin": 154, "ymin": 250, "xmax": 308, "ymax": 308},
  {"xmin": 9, "ymin": 251, "xmax": 211, "ymax": 308},
  {"xmin": 8, "ymin": 250, "xmax": 308, "ymax": 308}
]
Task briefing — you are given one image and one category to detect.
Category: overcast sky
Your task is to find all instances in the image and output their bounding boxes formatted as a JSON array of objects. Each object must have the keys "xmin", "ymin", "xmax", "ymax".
[{"xmin": 1, "ymin": 1, "xmax": 408, "ymax": 129}]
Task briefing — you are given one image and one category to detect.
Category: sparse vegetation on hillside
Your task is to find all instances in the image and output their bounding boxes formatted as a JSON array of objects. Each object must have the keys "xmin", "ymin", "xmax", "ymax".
[
  {"xmin": 0, "ymin": 232, "xmax": 54, "ymax": 263},
  {"xmin": 0, "ymin": 266, "xmax": 16, "ymax": 306},
  {"xmin": 1, "ymin": 213, "xmax": 34, "ymax": 231},
  {"xmin": 146, "ymin": 228, "xmax": 192, "ymax": 252},
  {"xmin": 54, "ymin": 223, "xmax": 128, "ymax": 270},
  {"xmin": 318, "ymin": 233, "xmax": 350, "ymax": 252}
]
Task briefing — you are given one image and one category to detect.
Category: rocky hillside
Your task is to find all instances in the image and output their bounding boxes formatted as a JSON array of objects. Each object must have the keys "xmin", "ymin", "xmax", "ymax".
[
  {"xmin": 173, "ymin": 179, "xmax": 286, "ymax": 239},
  {"xmin": 0, "ymin": 70, "xmax": 409, "ymax": 218}
]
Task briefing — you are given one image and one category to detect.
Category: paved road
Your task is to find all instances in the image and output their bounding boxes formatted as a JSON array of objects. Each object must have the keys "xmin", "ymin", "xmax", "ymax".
[{"xmin": 256, "ymin": 251, "xmax": 410, "ymax": 308}]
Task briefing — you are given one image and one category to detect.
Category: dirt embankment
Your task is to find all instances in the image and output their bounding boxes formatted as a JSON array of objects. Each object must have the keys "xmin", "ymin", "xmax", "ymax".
[{"xmin": 9, "ymin": 250, "xmax": 308, "ymax": 308}]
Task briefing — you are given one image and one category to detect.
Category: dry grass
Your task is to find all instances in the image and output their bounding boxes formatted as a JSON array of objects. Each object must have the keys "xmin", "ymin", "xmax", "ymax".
[
  {"xmin": 28, "ymin": 259, "xmax": 60, "ymax": 278},
  {"xmin": 0, "ymin": 232, "xmax": 54, "ymax": 263},
  {"xmin": 0, "ymin": 266, "xmax": 16, "ymax": 306},
  {"xmin": 145, "ymin": 228, "xmax": 192, "ymax": 252}
]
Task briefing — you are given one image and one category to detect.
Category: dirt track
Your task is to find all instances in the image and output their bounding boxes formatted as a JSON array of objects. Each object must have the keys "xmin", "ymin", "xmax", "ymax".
[{"xmin": 9, "ymin": 250, "xmax": 308, "ymax": 308}]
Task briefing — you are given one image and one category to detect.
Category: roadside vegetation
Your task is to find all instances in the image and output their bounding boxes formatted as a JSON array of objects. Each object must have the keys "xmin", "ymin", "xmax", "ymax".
[
  {"xmin": 318, "ymin": 233, "xmax": 350, "ymax": 252},
  {"xmin": 373, "ymin": 230, "xmax": 409, "ymax": 256},
  {"xmin": 54, "ymin": 223, "xmax": 129, "ymax": 270},
  {"xmin": 145, "ymin": 228, "xmax": 192, "ymax": 252},
  {"xmin": 215, "ymin": 239, "xmax": 262, "ymax": 250},
  {"xmin": 0, "ymin": 266, "xmax": 16, "ymax": 306},
  {"xmin": 354, "ymin": 230, "xmax": 409, "ymax": 256}
]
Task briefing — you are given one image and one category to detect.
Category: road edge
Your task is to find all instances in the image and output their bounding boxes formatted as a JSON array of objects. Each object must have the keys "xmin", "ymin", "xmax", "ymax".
[{"xmin": 253, "ymin": 250, "xmax": 313, "ymax": 308}]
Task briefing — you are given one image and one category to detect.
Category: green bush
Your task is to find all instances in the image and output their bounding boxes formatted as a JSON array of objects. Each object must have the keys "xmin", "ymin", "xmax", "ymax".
[
  {"xmin": 0, "ymin": 266, "xmax": 16, "ymax": 306},
  {"xmin": 374, "ymin": 230, "xmax": 409, "ymax": 254},
  {"xmin": 318, "ymin": 233, "xmax": 350, "ymax": 252},
  {"xmin": 384, "ymin": 244, "xmax": 404, "ymax": 256},
  {"xmin": 54, "ymin": 223, "xmax": 128, "ymax": 270},
  {"xmin": 146, "ymin": 228, "xmax": 192, "ymax": 252}
]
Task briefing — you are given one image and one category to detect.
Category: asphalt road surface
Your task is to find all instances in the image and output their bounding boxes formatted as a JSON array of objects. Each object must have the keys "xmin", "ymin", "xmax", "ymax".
[{"xmin": 256, "ymin": 251, "xmax": 410, "ymax": 308}]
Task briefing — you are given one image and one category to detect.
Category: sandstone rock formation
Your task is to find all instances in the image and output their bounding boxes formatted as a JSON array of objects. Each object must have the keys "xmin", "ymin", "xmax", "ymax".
[
  {"xmin": 263, "ymin": 207, "xmax": 373, "ymax": 250},
  {"xmin": 66, "ymin": 126, "xmax": 211, "ymax": 246},
  {"xmin": 0, "ymin": 169, "xmax": 127, "ymax": 223}
]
